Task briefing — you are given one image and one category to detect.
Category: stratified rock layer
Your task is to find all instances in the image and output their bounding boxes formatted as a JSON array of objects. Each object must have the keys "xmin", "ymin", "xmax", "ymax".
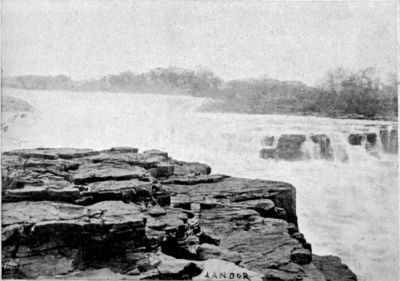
[{"xmin": 2, "ymin": 147, "xmax": 357, "ymax": 280}]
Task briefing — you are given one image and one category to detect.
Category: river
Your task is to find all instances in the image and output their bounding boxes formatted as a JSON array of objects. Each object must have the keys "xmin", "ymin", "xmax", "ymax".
[{"xmin": 1, "ymin": 89, "xmax": 398, "ymax": 281}]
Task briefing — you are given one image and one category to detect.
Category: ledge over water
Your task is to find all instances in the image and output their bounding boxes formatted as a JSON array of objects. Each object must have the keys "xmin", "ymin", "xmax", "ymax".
[{"xmin": 2, "ymin": 147, "xmax": 357, "ymax": 280}]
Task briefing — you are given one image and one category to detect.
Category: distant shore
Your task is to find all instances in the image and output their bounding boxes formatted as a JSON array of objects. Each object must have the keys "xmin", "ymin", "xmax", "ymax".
[{"xmin": 2, "ymin": 66, "xmax": 397, "ymax": 121}]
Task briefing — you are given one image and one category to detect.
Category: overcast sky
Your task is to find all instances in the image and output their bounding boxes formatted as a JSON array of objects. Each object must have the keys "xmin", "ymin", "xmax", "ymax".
[{"xmin": 2, "ymin": 0, "xmax": 397, "ymax": 85}]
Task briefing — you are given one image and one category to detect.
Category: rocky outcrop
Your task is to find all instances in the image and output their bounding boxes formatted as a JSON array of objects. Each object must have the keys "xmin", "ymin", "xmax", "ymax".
[
  {"xmin": 165, "ymin": 176, "xmax": 297, "ymax": 225},
  {"xmin": 2, "ymin": 201, "xmax": 199, "ymax": 278},
  {"xmin": 347, "ymin": 130, "xmax": 397, "ymax": 156},
  {"xmin": 2, "ymin": 147, "xmax": 357, "ymax": 280},
  {"xmin": 260, "ymin": 148, "xmax": 276, "ymax": 159},
  {"xmin": 260, "ymin": 134, "xmax": 333, "ymax": 161},
  {"xmin": 260, "ymin": 129, "xmax": 397, "ymax": 162},
  {"xmin": 259, "ymin": 134, "xmax": 309, "ymax": 161},
  {"xmin": 347, "ymin": 134, "xmax": 363, "ymax": 146},
  {"xmin": 275, "ymin": 134, "xmax": 306, "ymax": 160},
  {"xmin": 312, "ymin": 255, "xmax": 358, "ymax": 281}
]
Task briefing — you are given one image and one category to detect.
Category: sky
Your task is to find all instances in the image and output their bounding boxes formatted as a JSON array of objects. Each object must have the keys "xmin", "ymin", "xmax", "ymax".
[{"xmin": 1, "ymin": 0, "xmax": 398, "ymax": 85}]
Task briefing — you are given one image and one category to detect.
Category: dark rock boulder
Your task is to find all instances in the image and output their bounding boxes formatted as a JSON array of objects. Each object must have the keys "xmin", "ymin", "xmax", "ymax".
[
  {"xmin": 363, "ymin": 133, "xmax": 380, "ymax": 158},
  {"xmin": 365, "ymin": 133, "xmax": 377, "ymax": 145},
  {"xmin": 348, "ymin": 134, "xmax": 363, "ymax": 145},
  {"xmin": 312, "ymin": 255, "xmax": 358, "ymax": 281},
  {"xmin": 275, "ymin": 134, "xmax": 306, "ymax": 160},
  {"xmin": 260, "ymin": 148, "xmax": 276, "ymax": 159}
]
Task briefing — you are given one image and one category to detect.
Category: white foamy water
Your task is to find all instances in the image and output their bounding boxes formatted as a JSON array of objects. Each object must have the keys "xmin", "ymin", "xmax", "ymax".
[{"xmin": 2, "ymin": 89, "xmax": 399, "ymax": 281}]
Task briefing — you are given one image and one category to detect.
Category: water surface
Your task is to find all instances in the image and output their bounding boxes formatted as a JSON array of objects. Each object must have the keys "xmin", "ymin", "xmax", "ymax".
[{"xmin": 2, "ymin": 89, "xmax": 398, "ymax": 281}]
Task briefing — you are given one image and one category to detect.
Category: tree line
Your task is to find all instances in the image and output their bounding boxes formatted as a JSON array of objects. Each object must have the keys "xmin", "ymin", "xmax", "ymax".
[{"xmin": 2, "ymin": 66, "xmax": 397, "ymax": 120}]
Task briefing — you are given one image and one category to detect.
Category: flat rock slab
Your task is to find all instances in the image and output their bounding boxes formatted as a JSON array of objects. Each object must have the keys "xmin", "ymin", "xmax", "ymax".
[
  {"xmin": 109, "ymin": 146, "xmax": 139, "ymax": 153},
  {"xmin": 84, "ymin": 179, "xmax": 153, "ymax": 193},
  {"xmin": 4, "ymin": 148, "xmax": 100, "ymax": 160},
  {"xmin": 161, "ymin": 174, "xmax": 228, "ymax": 185},
  {"xmin": 143, "ymin": 149, "xmax": 169, "ymax": 158},
  {"xmin": 86, "ymin": 152, "xmax": 167, "ymax": 169},
  {"xmin": 3, "ymin": 185, "xmax": 81, "ymax": 203},
  {"xmin": 2, "ymin": 201, "xmax": 199, "ymax": 278},
  {"xmin": 2, "ymin": 201, "xmax": 193, "ymax": 245},
  {"xmin": 167, "ymin": 177, "xmax": 297, "ymax": 225},
  {"xmin": 2, "ymin": 156, "xmax": 80, "ymax": 171},
  {"xmin": 70, "ymin": 163, "xmax": 149, "ymax": 184},
  {"xmin": 80, "ymin": 179, "xmax": 162, "ymax": 204},
  {"xmin": 3, "ymin": 201, "xmax": 89, "ymax": 227}
]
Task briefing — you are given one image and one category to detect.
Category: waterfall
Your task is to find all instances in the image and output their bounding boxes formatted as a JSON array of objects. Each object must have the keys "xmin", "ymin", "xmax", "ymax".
[{"xmin": 260, "ymin": 126, "xmax": 397, "ymax": 163}]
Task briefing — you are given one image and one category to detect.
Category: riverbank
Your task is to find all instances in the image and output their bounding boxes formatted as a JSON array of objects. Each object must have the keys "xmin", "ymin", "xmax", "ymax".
[{"xmin": 2, "ymin": 147, "xmax": 357, "ymax": 280}]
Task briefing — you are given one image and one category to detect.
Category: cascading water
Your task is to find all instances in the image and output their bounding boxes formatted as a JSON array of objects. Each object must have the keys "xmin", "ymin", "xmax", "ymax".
[
  {"xmin": 260, "ymin": 129, "xmax": 396, "ymax": 163},
  {"xmin": 1, "ymin": 88, "xmax": 399, "ymax": 281}
]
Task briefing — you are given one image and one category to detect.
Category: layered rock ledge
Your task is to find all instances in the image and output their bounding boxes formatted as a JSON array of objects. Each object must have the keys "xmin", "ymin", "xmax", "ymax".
[{"xmin": 2, "ymin": 147, "xmax": 357, "ymax": 280}]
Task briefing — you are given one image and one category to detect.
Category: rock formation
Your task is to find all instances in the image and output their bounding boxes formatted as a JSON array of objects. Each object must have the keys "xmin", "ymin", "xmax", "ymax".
[
  {"xmin": 2, "ymin": 147, "xmax": 357, "ymax": 280},
  {"xmin": 260, "ymin": 130, "xmax": 397, "ymax": 161},
  {"xmin": 1, "ymin": 96, "xmax": 34, "ymax": 133}
]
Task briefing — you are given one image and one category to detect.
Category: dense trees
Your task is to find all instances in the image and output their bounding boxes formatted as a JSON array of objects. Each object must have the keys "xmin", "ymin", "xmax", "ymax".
[
  {"xmin": 2, "ymin": 67, "xmax": 397, "ymax": 120},
  {"xmin": 201, "ymin": 67, "xmax": 397, "ymax": 119},
  {"xmin": 309, "ymin": 67, "xmax": 397, "ymax": 119}
]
